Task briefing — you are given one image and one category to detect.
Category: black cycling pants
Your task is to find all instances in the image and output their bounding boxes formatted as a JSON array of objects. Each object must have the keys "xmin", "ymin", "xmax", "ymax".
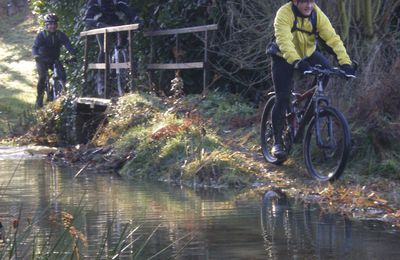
[
  {"xmin": 271, "ymin": 51, "xmax": 330, "ymax": 142},
  {"xmin": 36, "ymin": 60, "xmax": 66, "ymax": 97}
]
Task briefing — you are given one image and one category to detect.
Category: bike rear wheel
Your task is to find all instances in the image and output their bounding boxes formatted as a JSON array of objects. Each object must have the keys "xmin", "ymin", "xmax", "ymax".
[
  {"xmin": 303, "ymin": 107, "xmax": 351, "ymax": 181},
  {"xmin": 260, "ymin": 96, "xmax": 288, "ymax": 164}
]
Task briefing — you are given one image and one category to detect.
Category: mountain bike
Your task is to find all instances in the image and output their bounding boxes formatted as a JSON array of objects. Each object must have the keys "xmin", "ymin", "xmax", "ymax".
[
  {"xmin": 95, "ymin": 30, "xmax": 130, "ymax": 97},
  {"xmin": 260, "ymin": 65, "xmax": 355, "ymax": 181},
  {"xmin": 45, "ymin": 60, "xmax": 66, "ymax": 102}
]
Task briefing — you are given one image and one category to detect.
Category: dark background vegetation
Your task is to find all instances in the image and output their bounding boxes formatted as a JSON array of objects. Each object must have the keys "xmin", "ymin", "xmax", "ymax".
[{"xmin": 28, "ymin": 0, "xmax": 400, "ymax": 176}]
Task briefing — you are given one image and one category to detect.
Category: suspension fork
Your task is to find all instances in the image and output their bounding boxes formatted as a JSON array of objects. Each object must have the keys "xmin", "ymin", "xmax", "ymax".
[{"xmin": 313, "ymin": 83, "xmax": 333, "ymax": 148}]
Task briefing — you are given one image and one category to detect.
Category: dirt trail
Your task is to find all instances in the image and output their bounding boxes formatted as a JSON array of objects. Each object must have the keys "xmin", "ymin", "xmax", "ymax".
[{"xmin": 0, "ymin": 3, "xmax": 38, "ymax": 137}]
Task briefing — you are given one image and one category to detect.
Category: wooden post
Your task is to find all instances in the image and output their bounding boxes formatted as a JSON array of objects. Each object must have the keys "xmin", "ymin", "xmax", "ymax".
[
  {"xmin": 175, "ymin": 33, "xmax": 180, "ymax": 92},
  {"xmin": 104, "ymin": 31, "xmax": 110, "ymax": 98},
  {"xmin": 203, "ymin": 30, "xmax": 209, "ymax": 95},
  {"xmin": 149, "ymin": 36, "xmax": 154, "ymax": 92},
  {"xmin": 83, "ymin": 36, "xmax": 88, "ymax": 88},
  {"xmin": 175, "ymin": 34, "xmax": 179, "ymax": 62},
  {"xmin": 128, "ymin": 29, "xmax": 134, "ymax": 91},
  {"xmin": 150, "ymin": 36, "xmax": 154, "ymax": 63}
]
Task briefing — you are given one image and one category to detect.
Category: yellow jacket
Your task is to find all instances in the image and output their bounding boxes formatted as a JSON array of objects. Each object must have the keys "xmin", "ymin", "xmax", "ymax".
[{"xmin": 273, "ymin": 2, "xmax": 351, "ymax": 65}]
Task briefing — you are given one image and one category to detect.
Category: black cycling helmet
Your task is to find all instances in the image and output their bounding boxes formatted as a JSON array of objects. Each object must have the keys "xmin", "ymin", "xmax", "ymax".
[
  {"xmin": 100, "ymin": 0, "xmax": 116, "ymax": 13},
  {"xmin": 44, "ymin": 13, "xmax": 58, "ymax": 23}
]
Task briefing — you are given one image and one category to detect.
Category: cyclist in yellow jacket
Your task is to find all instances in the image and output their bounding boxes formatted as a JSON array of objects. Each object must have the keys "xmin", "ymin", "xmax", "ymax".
[{"xmin": 267, "ymin": 0, "xmax": 355, "ymax": 159}]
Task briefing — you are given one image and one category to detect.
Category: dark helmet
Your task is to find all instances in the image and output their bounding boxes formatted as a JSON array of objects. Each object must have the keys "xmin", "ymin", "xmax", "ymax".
[
  {"xmin": 44, "ymin": 13, "xmax": 58, "ymax": 23},
  {"xmin": 100, "ymin": 0, "xmax": 116, "ymax": 13}
]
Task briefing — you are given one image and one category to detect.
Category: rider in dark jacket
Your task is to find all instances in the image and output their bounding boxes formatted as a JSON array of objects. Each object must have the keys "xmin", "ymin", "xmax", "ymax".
[
  {"xmin": 83, "ymin": 0, "xmax": 141, "ymax": 93},
  {"xmin": 84, "ymin": 0, "xmax": 140, "ymax": 28},
  {"xmin": 84, "ymin": 0, "xmax": 141, "ymax": 56},
  {"xmin": 32, "ymin": 13, "xmax": 76, "ymax": 108}
]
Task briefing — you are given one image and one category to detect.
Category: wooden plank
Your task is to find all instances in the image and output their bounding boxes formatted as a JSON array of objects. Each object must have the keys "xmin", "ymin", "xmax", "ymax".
[
  {"xmin": 88, "ymin": 63, "xmax": 106, "ymax": 70},
  {"xmin": 80, "ymin": 28, "xmax": 106, "ymax": 37},
  {"xmin": 88, "ymin": 63, "xmax": 131, "ymax": 70},
  {"xmin": 147, "ymin": 62, "xmax": 204, "ymax": 70},
  {"xmin": 83, "ymin": 36, "xmax": 88, "ymax": 86},
  {"xmin": 76, "ymin": 97, "xmax": 111, "ymax": 109},
  {"xmin": 110, "ymin": 62, "xmax": 130, "ymax": 69},
  {"xmin": 143, "ymin": 24, "xmax": 218, "ymax": 37},
  {"xmin": 80, "ymin": 23, "xmax": 139, "ymax": 37}
]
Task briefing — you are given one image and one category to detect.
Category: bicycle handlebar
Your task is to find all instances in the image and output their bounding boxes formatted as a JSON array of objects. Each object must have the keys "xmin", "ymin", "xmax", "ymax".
[{"xmin": 304, "ymin": 64, "xmax": 357, "ymax": 79}]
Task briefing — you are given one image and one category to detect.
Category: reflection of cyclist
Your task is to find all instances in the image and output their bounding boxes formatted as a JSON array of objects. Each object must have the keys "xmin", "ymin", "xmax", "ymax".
[
  {"xmin": 32, "ymin": 13, "xmax": 76, "ymax": 108},
  {"xmin": 267, "ymin": 0, "xmax": 355, "ymax": 159},
  {"xmin": 260, "ymin": 188, "xmax": 353, "ymax": 258}
]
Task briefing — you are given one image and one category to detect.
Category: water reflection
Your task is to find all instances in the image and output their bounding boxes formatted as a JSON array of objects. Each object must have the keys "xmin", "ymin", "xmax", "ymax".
[
  {"xmin": 260, "ymin": 191, "xmax": 400, "ymax": 259},
  {"xmin": 0, "ymin": 157, "xmax": 400, "ymax": 259},
  {"xmin": 0, "ymin": 159, "xmax": 265, "ymax": 258}
]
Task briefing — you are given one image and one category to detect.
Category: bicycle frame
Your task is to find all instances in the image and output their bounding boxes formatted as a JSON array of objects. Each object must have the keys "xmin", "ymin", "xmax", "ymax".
[
  {"xmin": 46, "ymin": 60, "xmax": 65, "ymax": 101},
  {"xmin": 50, "ymin": 63, "xmax": 59, "ymax": 80},
  {"xmin": 294, "ymin": 74, "xmax": 330, "ymax": 139}
]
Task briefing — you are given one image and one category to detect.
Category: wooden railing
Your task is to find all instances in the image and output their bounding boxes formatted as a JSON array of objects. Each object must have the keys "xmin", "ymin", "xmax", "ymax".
[
  {"xmin": 80, "ymin": 23, "xmax": 139, "ymax": 98},
  {"xmin": 143, "ymin": 24, "xmax": 218, "ymax": 94}
]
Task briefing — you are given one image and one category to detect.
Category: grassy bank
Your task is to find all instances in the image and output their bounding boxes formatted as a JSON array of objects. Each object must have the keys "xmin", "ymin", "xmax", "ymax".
[{"xmin": 0, "ymin": 7, "xmax": 38, "ymax": 137}]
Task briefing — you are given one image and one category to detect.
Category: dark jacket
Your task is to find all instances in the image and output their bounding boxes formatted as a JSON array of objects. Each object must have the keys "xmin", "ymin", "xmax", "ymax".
[
  {"xmin": 32, "ymin": 30, "xmax": 75, "ymax": 62},
  {"xmin": 84, "ymin": 0, "xmax": 139, "ymax": 28}
]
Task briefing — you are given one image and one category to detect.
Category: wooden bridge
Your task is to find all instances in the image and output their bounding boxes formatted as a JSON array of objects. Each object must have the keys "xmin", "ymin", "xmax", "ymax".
[{"xmin": 75, "ymin": 23, "xmax": 218, "ymax": 142}]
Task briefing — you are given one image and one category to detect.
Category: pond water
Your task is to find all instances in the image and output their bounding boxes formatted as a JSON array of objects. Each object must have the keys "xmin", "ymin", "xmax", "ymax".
[{"xmin": 0, "ymin": 148, "xmax": 400, "ymax": 259}]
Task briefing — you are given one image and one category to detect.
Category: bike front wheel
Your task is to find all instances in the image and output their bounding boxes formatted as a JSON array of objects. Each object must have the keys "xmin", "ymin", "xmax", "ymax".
[
  {"xmin": 53, "ymin": 80, "xmax": 65, "ymax": 99},
  {"xmin": 303, "ymin": 107, "xmax": 351, "ymax": 182},
  {"xmin": 45, "ymin": 78, "xmax": 53, "ymax": 102}
]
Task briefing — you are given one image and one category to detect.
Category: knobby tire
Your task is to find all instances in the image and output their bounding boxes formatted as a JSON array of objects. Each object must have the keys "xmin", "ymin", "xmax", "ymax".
[
  {"xmin": 260, "ymin": 96, "xmax": 288, "ymax": 165},
  {"xmin": 303, "ymin": 106, "xmax": 351, "ymax": 182}
]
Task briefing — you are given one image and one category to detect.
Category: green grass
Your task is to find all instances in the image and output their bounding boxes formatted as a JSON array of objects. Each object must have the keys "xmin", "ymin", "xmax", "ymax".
[
  {"xmin": 74, "ymin": 91, "xmax": 255, "ymax": 187},
  {"xmin": 0, "ymin": 8, "xmax": 38, "ymax": 137}
]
